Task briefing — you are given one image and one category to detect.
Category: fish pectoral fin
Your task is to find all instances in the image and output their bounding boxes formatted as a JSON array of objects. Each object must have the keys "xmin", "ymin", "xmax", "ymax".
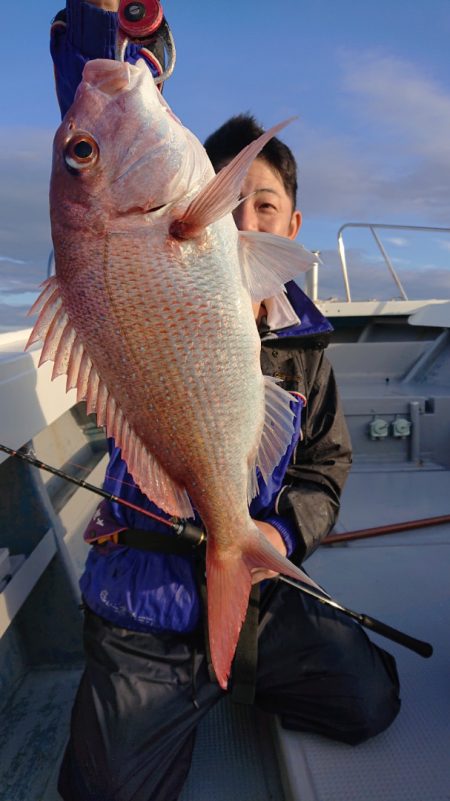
[
  {"xmin": 248, "ymin": 375, "xmax": 297, "ymax": 502},
  {"xmin": 169, "ymin": 119, "xmax": 295, "ymax": 239},
  {"xmin": 238, "ymin": 230, "xmax": 318, "ymax": 302}
]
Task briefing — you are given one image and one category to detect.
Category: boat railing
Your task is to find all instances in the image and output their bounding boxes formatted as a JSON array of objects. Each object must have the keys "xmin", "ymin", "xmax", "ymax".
[
  {"xmin": 47, "ymin": 221, "xmax": 450, "ymax": 303},
  {"xmin": 47, "ymin": 248, "xmax": 55, "ymax": 278},
  {"xmin": 329, "ymin": 222, "xmax": 450, "ymax": 303}
]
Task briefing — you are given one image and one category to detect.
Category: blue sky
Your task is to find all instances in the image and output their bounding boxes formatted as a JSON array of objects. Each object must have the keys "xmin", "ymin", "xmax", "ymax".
[{"xmin": 1, "ymin": 0, "xmax": 450, "ymax": 327}]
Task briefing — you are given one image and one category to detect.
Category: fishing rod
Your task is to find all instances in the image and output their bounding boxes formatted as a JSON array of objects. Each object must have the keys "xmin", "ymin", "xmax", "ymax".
[
  {"xmin": 279, "ymin": 576, "xmax": 432, "ymax": 658},
  {"xmin": 0, "ymin": 442, "xmax": 198, "ymax": 540},
  {"xmin": 0, "ymin": 442, "xmax": 433, "ymax": 659}
]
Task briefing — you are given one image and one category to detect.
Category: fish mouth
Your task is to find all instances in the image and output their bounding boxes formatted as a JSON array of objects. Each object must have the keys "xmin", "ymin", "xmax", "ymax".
[
  {"xmin": 119, "ymin": 201, "xmax": 169, "ymax": 217},
  {"xmin": 82, "ymin": 58, "xmax": 147, "ymax": 97}
]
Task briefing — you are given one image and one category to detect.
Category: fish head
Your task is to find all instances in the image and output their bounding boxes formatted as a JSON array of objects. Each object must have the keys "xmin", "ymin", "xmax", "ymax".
[{"xmin": 50, "ymin": 58, "xmax": 212, "ymax": 234}]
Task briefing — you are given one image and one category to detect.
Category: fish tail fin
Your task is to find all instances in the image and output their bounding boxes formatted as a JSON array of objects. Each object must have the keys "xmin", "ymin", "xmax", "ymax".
[
  {"xmin": 206, "ymin": 540, "xmax": 253, "ymax": 690},
  {"xmin": 206, "ymin": 524, "xmax": 321, "ymax": 689}
]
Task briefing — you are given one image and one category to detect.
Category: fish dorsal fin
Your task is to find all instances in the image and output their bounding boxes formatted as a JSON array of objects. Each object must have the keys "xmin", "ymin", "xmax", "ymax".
[
  {"xmin": 238, "ymin": 230, "xmax": 318, "ymax": 302},
  {"xmin": 248, "ymin": 375, "xmax": 297, "ymax": 503},
  {"xmin": 169, "ymin": 119, "xmax": 295, "ymax": 239},
  {"xmin": 26, "ymin": 278, "xmax": 194, "ymax": 518}
]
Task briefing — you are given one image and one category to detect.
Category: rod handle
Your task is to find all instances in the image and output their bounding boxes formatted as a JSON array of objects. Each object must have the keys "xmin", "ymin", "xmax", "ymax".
[{"xmin": 360, "ymin": 614, "xmax": 433, "ymax": 658}]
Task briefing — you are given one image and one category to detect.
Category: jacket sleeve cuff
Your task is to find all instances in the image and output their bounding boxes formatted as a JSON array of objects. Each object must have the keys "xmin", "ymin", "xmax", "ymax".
[
  {"xmin": 67, "ymin": 0, "xmax": 118, "ymax": 58},
  {"xmin": 264, "ymin": 514, "xmax": 298, "ymax": 558}
]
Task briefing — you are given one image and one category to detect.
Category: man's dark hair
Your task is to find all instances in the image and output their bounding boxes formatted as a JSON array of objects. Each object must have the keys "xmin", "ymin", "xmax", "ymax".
[{"xmin": 204, "ymin": 113, "xmax": 298, "ymax": 208}]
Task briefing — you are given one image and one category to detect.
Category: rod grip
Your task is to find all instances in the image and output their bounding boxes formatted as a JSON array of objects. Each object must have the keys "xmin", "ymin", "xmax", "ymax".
[{"xmin": 360, "ymin": 614, "xmax": 433, "ymax": 658}]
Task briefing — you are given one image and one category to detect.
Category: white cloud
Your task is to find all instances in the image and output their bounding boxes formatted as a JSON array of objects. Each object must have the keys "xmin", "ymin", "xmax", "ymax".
[
  {"xmin": 293, "ymin": 51, "xmax": 450, "ymax": 226},
  {"xmin": 386, "ymin": 237, "xmax": 409, "ymax": 247},
  {"xmin": 341, "ymin": 52, "xmax": 450, "ymax": 161},
  {"xmin": 390, "ymin": 257, "xmax": 410, "ymax": 265},
  {"xmin": 0, "ymin": 255, "xmax": 27, "ymax": 264}
]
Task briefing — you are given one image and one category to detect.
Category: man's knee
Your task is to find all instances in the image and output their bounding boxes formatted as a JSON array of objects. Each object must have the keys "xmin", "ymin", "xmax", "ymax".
[
  {"xmin": 319, "ymin": 619, "xmax": 402, "ymax": 744},
  {"xmin": 342, "ymin": 646, "xmax": 401, "ymax": 744},
  {"xmin": 322, "ymin": 632, "xmax": 402, "ymax": 744},
  {"xmin": 281, "ymin": 643, "xmax": 401, "ymax": 745},
  {"xmin": 258, "ymin": 588, "xmax": 402, "ymax": 745}
]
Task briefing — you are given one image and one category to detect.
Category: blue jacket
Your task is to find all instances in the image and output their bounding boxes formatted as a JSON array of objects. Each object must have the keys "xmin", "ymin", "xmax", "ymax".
[
  {"xmin": 80, "ymin": 388, "xmax": 303, "ymax": 633},
  {"xmin": 51, "ymin": 1, "xmax": 338, "ymax": 634}
]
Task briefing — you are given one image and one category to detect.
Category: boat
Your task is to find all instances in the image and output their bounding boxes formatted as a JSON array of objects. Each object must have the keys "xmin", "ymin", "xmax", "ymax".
[{"xmin": 0, "ymin": 222, "xmax": 449, "ymax": 800}]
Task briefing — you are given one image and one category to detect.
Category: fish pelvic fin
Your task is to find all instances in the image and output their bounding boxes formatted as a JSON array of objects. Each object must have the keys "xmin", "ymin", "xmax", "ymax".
[
  {"xmin": 169, "ymin": 119, "xmax": 296, "ymax": 240},
  {"xmin": 207, "ymin": 525, "xmax": 322, "ymax": 689},
  {"xmin": 248, "ymin": 376, "xmax": 298, "ymax": 503},
  {"xmin": 25, "ymin": 279, "xmax": 193, "ymax": 518},
  {"xmin": 238, "ymin": 230, "xmax": 319, "ymax": 302}
]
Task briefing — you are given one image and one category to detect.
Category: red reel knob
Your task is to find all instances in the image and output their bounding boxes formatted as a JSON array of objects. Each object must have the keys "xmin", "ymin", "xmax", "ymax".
[{"xmin": 118, "ymin": 0, "xmax": 164, "ymax": 38}]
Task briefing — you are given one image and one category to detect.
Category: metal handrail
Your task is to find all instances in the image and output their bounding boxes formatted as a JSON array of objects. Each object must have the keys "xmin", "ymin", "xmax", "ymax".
[
  {"xmin": 336, "ymin": 222, "xmax": 450, "ymax": 302},
  {"xmin": 47, "ymin": 249, "xmax": 55, "ymax": 279}
]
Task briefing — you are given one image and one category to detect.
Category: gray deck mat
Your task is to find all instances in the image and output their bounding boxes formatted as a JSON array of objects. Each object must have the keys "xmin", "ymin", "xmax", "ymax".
[
  {"xmin": 274, "ymin": 470, "xmax": 450, "ymax": 801},
  {"xmin": 334, "ymin": 467, "xmax": 450, "ymax": 535},
  {"xmin": 0, "ymin": 668, "xmax": 81, "ymax": 801},
  {"xmin": 2, "ymin": 674, "xmax": 284, "ymax": 801},
  {"xmin": 180, "ymin": 700, "xmax": 285, "ymax": 801},
  {"xmin": 3, "ymin": 467, "xmax": 448, "ymax": 801}
]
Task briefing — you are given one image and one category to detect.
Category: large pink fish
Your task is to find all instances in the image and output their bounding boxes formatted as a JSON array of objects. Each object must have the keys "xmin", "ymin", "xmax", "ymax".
[{"xmin": 27, "ymin": 59, "xmax": 318, "ymax": 688}]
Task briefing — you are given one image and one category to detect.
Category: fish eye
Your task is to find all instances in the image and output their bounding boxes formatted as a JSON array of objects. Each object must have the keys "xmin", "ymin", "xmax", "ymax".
[{"xmin": 64, "ymin": 132, "xmax": 99, "ymax": 173}]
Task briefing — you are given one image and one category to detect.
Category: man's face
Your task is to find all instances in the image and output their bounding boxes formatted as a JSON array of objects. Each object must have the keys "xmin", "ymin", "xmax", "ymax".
[{"xmin": 233, "ymin": 157, "xmax": 301, "ymax": 240}]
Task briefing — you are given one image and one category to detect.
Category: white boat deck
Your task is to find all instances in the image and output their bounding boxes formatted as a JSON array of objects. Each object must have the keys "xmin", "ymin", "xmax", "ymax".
[{"xmin": 273, "ymin": 464, "xmax": 450, "ymax": 801}]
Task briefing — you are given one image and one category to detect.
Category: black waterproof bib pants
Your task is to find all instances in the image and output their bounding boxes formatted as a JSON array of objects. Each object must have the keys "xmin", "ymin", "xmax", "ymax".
[{"xmin": 58, "ymin": 580, "xmax": 400, "ymax": 801}]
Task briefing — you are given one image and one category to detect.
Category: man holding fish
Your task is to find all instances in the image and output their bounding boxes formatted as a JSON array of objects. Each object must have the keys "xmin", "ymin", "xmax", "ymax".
[{"xmin": 43, "ymin": 2, "xmax": 401, "ymax": 798}]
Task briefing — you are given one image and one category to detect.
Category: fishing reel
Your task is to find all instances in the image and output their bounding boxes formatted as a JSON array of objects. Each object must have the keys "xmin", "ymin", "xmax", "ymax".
[{"xmin": 116, "ymin": 0, "xmax": 176, "ymax": 87}]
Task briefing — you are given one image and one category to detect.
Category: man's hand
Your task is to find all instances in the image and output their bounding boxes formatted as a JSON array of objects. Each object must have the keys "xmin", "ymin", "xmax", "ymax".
[
  {"xmin": 85, "ymin": 1, "xmax": 120, "ymax": 10},
  {"xmin": 251, "ymin": 519, "xmax": 287, "ymax": 584}
]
